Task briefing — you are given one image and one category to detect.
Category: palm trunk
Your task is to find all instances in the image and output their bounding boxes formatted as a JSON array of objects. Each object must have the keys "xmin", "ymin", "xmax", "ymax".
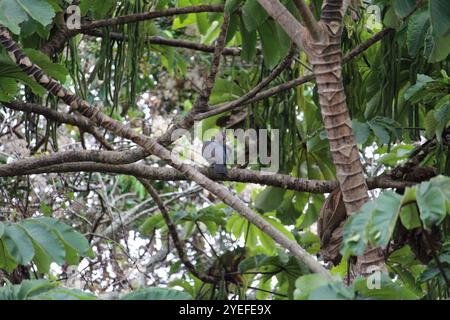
[
  {"xmin": 306, "ymin": 30, "xmax": 385, "ymax": 276},
  {"xmin": 313, "ymin": 0, "xmax": 386, "ymax": 276}
]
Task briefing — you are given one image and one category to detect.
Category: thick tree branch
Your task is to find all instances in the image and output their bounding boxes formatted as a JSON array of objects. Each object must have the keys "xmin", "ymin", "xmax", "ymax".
[{"xmin": 0, "ymin": 150, "xmax": 415, "ymax": 193}]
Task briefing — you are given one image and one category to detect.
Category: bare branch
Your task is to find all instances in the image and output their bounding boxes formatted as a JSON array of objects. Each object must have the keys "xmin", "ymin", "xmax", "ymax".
[
  {"xmin": 139, "ymin": 179, "xmax": 217, "ymax": 283},
  {"xmin": 4, "ymin": 101, "xmax": 113, "ymax": 150},
  {"xmin": 195, "ymin": 45, "xmax": 297, "ymax": 120},
  {"xmin": 82, "ymin": 29, "xmax": 243, "ymax": 56},
  {"xmin": 293, "ymin": 0, "xmax": 323, "ymax": 41}
]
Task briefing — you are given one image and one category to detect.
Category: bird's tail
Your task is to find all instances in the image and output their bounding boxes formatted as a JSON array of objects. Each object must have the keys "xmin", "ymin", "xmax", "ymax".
[{"xmin": 214, "ymin": 163, "xmax": 228, "ymax": 175}]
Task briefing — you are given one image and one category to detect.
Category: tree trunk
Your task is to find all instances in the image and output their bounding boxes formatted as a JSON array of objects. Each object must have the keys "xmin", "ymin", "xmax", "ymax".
[{"xmin": 309, "ymin": 0, "xmax": 386, "ymax": 277}]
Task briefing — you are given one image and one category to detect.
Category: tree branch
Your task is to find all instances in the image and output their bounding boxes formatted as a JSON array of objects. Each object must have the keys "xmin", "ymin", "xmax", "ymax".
[
  {"xmin": 82, "ymin": 29, "xmax": 242, "ymax": 56},
  {"xmin": 139, "ymin": 179, "xmax": 217, "ymax": 283},
  {"xmin": 0, "ymin": 150, "xmax": 415, "ymax": 193},
  {"xmin": 293, "ymin": 0, "xmax": 323, "ymax": 41},
  {"xmin": 3, "ymin": 101, "xmax": 113, "ymax": 150},
  {"xmin": 194, "ymin": 45, "xmax": 297, "ymax": 120}
]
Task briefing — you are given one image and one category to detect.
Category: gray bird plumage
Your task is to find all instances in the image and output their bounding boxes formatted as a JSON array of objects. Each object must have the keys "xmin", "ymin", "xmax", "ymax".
[{"xmin": 202, "ymin": 134, "xmax": 228, "ymax": 175}]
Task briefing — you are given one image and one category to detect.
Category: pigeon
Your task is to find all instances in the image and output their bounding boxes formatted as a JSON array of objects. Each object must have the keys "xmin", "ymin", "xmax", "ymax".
[{"xmin": 202, "ymin": 132, "xmax": 228, "ymax": 175}]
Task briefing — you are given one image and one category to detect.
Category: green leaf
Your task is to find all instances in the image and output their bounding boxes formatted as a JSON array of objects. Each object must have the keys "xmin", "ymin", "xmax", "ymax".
[
  {"xmin": 429, "ymin": 0, "xmax": 450, "ymax": 37},
  {"xmin": 2, "ymin": 224, "xmax": 35, "ymax": 265},
  {"xmin": 416, "ymin": 182, "xmax": 447, "ymax": 229},
  {"xmin": 0, "ymin": 0, "xmax": 55, "ymax": 34},
  {"xmin": 0, "ymin": 77, "xmax": 17, "ymax": 102},
  {"xmin": 400, "ymin": 204, "xmax": 421, "ymax": 230},
  {"xmin": 294, "ymin": 274, "xmax": 329, "ymax": 300},
  {"xmin": 121, "ymin": 287, "xmax": 192, "ymax": 300},
  {"xmin": 404, "ymin": 74, "xmax": 434, "ymax": 101},
  {"xmin": 0, "ymin": 1, "xmax": 27, "ymax": 34},
  {"xmin": 394, "ymin": 0, "xmax": 416, "ymax": 18},
  {"xmin": 225, "ymin": 0, "xmax": 242, "ymax": 13},
  {"xmin": 341, "ymin": 202, "xmax": 374, "ymax": 257},
  {"xmin": 241, "ymin": 0, "xmax": 268, "ymax": 32},
  {"xmin": 428, "ymin": 33, "xmax": 450, "ymax": 62},
  {"xmin": 24, "ymin": 49, "xmax": 68, "ymax": 83},
  {"xmin": 354, "ymin": 274, "xmax": 419, "ymax": 300},
  {"xmin": 34, "ymin": 217, "xmax": 90, "ymax": 264},
  {"xmin": 239, "ymin": 15, "xmax": 257, "ymax": 62},
  {"xmin": 39, "ymin": 202, "xmax": 52, "ymax": 217},
  {"xmin": 433, "ymin": 100, "xmax": 450, "ymax": 143},
  {"xmin": 0, "ymin": 279, "xmax": 96, "ymax": 300},
  {"xmin": 407, "ymin": 9, "xmax": 430, "ymax": 57},
  {"xmin": 31, "ymin": 288, "xmax": 96, "ymax": 300},
  {"xmin": 0, "ymin": 54, "xmax": 46, "ymax": 96},
  {"xmin": 258, "ymin": 20, "xmax": 283, "ymax": 69},
  {"xmin": 308, "ymin": 281, "xmax": 355, "ymax": 300},
  {"xmin": 370, "ymin": 192, "xmax": 403, "ymax": 247},
  {"xmin": 255, "ymin": 187, "xmax": 286, "ymax": 212},
  {"xmin": 368, "ymin": 121, "xmax": 390, "ymax": 144},
  {"xmin": 352, "ymin": 120, "xmax": 370, "ymax": 144},
  {"xmin": 0, "ymin": 279, "xmax": 55, "ymax": 300},
  {"xmin": 210, "ymin": 78, "xmax": 244, "ymax": 104},
  {"xmin": 139, "ymin": 213, "xmax": 164, "ymax": 236},
  {"xmin": 20, "ymin": 220, "xmax": 66, "ymax": 267}
]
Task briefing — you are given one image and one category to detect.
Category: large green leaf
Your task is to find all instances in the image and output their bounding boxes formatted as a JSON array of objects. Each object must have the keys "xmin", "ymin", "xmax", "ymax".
[
  {"xmin": 341, "ymin": 201, "xmax": 374, "ymax": 257},
  {"xmin": 429, "ymin": 0, "xmax": 450, "ymax": 37},
  {"xmin": 370, "ymin": 192, "xmax": 403, "ymax": 247},
  {"xmin": 407, "ymin": 9, "xmax": 430, "ymax": 57},
  {"xmin": 241, "ymin": 0, "xmax": 268, "ymax": 32},
  {"xmin": 239, "ymin": 15, "xmax": 257, "ymax": 62},
  {"xmin": 258, "ymin": 19, "xmax": 287, "ymax": 69},
  {"xmin": 255, "ymin": 187, "xmax": 286, "ymax": 212},
  {"xmin": 19, "ymin": 220, "xmax": 66, "ymax": 267},
  {"xmin": 121, "ymin": 287, "xmax": 192, "ymax": 300},
  {"xmin": 2, "ymin": 224, "xmax": 35, "ymax": 265},
  {"xmin": 34, "ymin": 217, "xmax": 90, "ymax": 264},
  {"xmin": 31, "ymin": 288, "xmax": 97, "ymax": 300},
  {"xmin": 394, "ymin": 0, "xmax": 416, "ymax": 18},
  {"xmin": 294, "ymin": 274, "xmax": 329, "ymax": 300},
  {"xmin": 352, "ymin": 120, "xmax": 371, "ymax": 145},
  {"xmin": 0, "ymin": 280, "xmax": 96, "ymax": 300},
  {"xmin": 416, "ymin": 181, "xmax": 447, "ymax": 229},
  {"xmin": 353, "ymin": 274, "xmax": 419, "ymax": 300},
  {"xmin": 0, "ymin": 0, "xmax": 55, "ymax": 34}
]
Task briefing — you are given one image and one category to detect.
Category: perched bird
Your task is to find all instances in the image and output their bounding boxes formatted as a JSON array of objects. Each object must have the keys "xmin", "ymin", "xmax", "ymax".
[{"xmin": 202, "ymin": 132, "xmax": 228, "ymax": 175}]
